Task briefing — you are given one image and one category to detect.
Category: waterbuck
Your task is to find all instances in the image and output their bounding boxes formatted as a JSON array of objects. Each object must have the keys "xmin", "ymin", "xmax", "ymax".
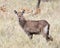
[{"xmin": 14, "ymin": 10, "xmax": 53, "ymax": 41}]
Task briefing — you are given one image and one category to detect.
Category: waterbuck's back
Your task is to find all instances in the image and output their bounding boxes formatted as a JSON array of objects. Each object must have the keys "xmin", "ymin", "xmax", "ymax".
[{"xmin": 24, "ymin": 20, "xmax": 49, "ymax": 33}]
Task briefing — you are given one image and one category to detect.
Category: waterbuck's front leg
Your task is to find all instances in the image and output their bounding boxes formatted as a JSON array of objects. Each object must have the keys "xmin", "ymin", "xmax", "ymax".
[{"xmin": 26, "ymin": 32, "xmax": 33, "ymax": 39}]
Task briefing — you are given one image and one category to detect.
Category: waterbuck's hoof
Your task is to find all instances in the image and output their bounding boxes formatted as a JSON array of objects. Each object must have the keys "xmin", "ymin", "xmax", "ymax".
[{"xmin": 46, "ymin": 36, "xmax": 53, "ymax": 42}]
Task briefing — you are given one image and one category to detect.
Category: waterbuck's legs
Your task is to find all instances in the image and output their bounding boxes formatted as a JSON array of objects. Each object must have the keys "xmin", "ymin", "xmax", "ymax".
[
  {"xmin": 27, "ymin": 32, "xmax": 33, "ymax": 39},
  {"xmin": 46, "ymin": 30, "xmax": 53, "ymax": 41},
  {"xmin": 33, "ymin": 0, "xmax": 41, "ymax": 15},
  {"xmin": 42, "ymin": 25, "xmax": 53, "ymax": 41},
  {"xmin": 36, "ymin": 0, "xmax": 41, "ymax": 8}
]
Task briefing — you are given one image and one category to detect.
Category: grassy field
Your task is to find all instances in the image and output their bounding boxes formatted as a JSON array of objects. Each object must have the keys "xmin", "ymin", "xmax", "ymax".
[{"xmin": 0, "ymin": 0, "xmax": 60, "ymax": 48}]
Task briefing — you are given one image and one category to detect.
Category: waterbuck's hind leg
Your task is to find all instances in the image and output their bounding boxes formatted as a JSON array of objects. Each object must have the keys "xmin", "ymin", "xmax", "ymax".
[
  {"xmin": 46, "ymin": 35, "xmax": 53, "ymax": 41},
  {"xmin": 46, "ymin": 25, "xmax": 53, "ymax": 41},
  {"xmin": 46, "ymin": 30, "xmax": 53, "ymax": 41},
  {"xmin": 36, "ymin": 0, "xmax": 41, "ymax": 8},
  {"xmin": 33, "ymin": 0, "xmax": 41, "ymax": 15},
  {"xmin": 43, "ymin": 25, "xmax": 53, "ymax": 41}
]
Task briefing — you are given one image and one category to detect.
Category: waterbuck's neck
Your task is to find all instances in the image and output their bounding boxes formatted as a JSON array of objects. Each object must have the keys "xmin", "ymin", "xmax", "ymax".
[{"xmin": 18, "ymin": 17, "xmax": 26, "ymax": 28}]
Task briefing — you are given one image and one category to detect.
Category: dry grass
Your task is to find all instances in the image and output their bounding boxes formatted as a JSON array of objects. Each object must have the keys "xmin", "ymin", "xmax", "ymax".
[{"xmin": 0, "ymin": 0, "xmax": 60, "ymax": 48}]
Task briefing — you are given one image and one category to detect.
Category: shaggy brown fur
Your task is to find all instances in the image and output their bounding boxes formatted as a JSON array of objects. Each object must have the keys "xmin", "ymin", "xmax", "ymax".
[{"xmin": 14, "ymin": 10, "xmax": 53, "ymax": 41}]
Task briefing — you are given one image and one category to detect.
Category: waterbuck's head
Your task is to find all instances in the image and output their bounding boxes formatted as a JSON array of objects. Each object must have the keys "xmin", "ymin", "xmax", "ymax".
[
  {"xmin": 14, "ymin": 9, "xmax": 25, "ymax": 20},
  {"xmin": 14, "ymin": 9, "xmax": 26, "ymax": 27}
]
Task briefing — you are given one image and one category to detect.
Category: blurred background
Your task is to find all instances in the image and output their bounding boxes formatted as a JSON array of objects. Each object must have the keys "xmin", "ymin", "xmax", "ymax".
[{"xmin": 0, "ymin": 0, "xmax": 60, "ymax": 48}]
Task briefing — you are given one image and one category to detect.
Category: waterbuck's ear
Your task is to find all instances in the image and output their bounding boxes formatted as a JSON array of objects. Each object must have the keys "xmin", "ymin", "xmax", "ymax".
[{"xmin": 14, "ymin": 10, "xmax": 18, "ymax": 14}]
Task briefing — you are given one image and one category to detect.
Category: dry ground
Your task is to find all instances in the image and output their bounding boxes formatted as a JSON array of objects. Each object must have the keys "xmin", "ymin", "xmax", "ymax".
[{"xmin": 0, "ymin": 0, "xmax": 60, "ymax": 48}]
